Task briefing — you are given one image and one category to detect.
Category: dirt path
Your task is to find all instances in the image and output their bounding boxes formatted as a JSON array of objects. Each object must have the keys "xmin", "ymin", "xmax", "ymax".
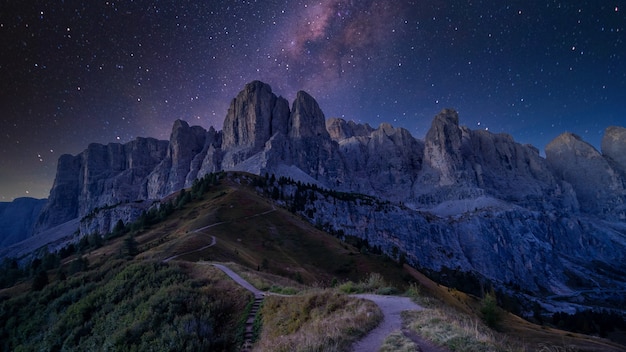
[
  {"xmin": 350, "ymin": 294, "xmax": 424, "ymax": 352},
  {"xmin": 162, "ymin": 205, "xmax": 275, "ymax": 263},
  {"xmin": 164, "ymin": 205, "xmax": 446, "ymax": 352},
  {"xmin": 162, "ymin": 235, "xmax": 217, "ymax": 263},
  {"xmin": 210, "ymin": 263, "xmax": 264, "ymax": 297}
]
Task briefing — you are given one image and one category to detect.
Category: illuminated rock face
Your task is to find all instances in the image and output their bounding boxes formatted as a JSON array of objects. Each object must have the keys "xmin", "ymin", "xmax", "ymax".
[
  {"xmin": 547, "ymin": 132, "xmax": 626, "ymax": 220},
  {"xmin": 35, "ymin": 81, "xmax": 626, "ymax": 230},
  {"xmin": 19, "ymin": 81, "xmax": 626, "ymax": 313}
]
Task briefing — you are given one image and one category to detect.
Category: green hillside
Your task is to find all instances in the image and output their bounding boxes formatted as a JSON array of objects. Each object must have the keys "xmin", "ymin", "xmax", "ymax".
[{"xmin": 1, "ymin": 172, "xmax": 624, "ymax": 351}]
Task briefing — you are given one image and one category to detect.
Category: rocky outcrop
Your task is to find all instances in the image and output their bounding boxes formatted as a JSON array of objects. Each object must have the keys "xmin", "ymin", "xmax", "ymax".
[
  {"xmin": 33, "ymin": 82, "xmax": 626, "ymax": 235},
  {"xmin": 15, "ymin": 80, "xmax": 626, "ymax": 315},
  {"xmin": 546, "ymin": 132, "xmax": 626, "ymax": 219},
  {"xmin": 422, "ymin": 109, "xmax": 465, "ymax": 186},
  {"xmin": 144, "ymin": 120, "xmax": 208, "ymax": 198},
  {"xmin": 289, "ymin": 91, "xmax": 329, "ymax": 139},
  {"xmin": 602, "ymin": 125, "xmax": 626, "ymax": 177},
  {"xmin": 463, "ymin": 130, "xmax": 577, "ymax": 211},
  {"xmin": 328, "ymin": 119, "xmax": 423, "ymax": 199},
  {"xmin": 34, "ymin": 138, "xmax": 168, "ymax": 233},
  {"xmin": 34, "ymin": 153, "xmax": 82, "ymax": 231},
  {"xmin": 279, "ymin": 91, "xmax": 344, "ymax": 183},
  {"xmin": 0, "ymin": 197, "xmax": 47, "ymax": 248},
  {"xmin": 221, "ymin": 81, "xmax": 289, "ymax": 169},
  {"xmin": 326, "ymin": 118, "xmax": 373, "ymax": 140},
  {"xmin": 283, "ymin": 184, "xmax": 626, "ymax": 310}
]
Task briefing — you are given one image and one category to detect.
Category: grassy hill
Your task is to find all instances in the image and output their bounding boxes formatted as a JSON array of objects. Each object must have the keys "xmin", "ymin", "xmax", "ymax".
[{"xmin": 1, "ymin": 172, "xmax": 624, "ymax": 351}]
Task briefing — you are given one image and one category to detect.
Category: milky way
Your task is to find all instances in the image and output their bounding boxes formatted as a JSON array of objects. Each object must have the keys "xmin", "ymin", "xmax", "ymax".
[{"xmin": 1, "ymin": 1, "xmax": 625, "ymax": 200}]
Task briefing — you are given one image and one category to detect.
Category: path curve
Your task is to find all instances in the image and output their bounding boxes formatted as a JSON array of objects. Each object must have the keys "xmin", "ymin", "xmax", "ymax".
[
  {"xmin": 350, "ymin": 294, "xmax": 424, "ymax": 352},
  {"xmin": 161, "ymin": 204, "xmax": 445, "ymax": 351},
  {"xmin": 210, "ymin": 263, "xmax": 264, "ymax": 297},
  {"xmin": 162, "ymin": 235, "xmax": 217, "ymax": 263},
  {"xmin": 162, "ymin": 205, "xmax": 276, "ymax": 263}
]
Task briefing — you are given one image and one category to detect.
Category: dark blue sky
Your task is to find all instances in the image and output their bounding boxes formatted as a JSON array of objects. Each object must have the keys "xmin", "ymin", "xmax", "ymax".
[{"xmin": 1, "ymin": 1, "xmax": 625, "ymax": 200}]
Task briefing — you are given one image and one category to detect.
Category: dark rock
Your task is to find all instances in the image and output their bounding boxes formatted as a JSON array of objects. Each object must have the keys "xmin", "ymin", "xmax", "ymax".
[
  {"xmin": 546, "ymin": 132, "xmax": 626, "ymax": 219},
  {"xmin": 0, "ymin": 197, "xmax": 46, "ymax": 248}
]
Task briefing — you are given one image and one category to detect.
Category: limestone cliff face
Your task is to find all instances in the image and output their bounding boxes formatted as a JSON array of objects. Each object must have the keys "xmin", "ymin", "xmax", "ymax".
[
  {"xmin": 21, "ymin": 80, "xmax": 626, "ymax": 313},
  {"xmin": 328, "ymin": 119, "xmax": 423, "ymax": 199},
  {"xmin": 602, "ymin": 125, "xmax": 626, "ymax": 177},
  {"xmin": 546, "ymin": 132, "xmax": 626, "ymax": 219},
  {"xmin": 221, "ymin": 81, "xmax": 289, "ymax": 169},
  {"xmin": 280, "ymin": 91, "xmax": 344, "ymax": 183},
  {"xmin": 423, "ymin": 109, "xmax": 464, "ymax": 186},
  {"xmin": 289, "ymin": 91, "xmax": 329, "ymax": 139},
  {"xmin": 144, "ymin": 120, "xmax": 208, "ymax": 199},
  {"xmin": 35, "ymin": 138, "xmax": 168, "ymax": 233},
  {"xmin": 34, "ymin": 153, "xmax": 82, "ymax": 231},
  {"xmin": 0, "ymin": 198, "xmax": 47, "ymax": 248},
  {"xmin": 271, "ymin": 179, "xmax": 625, "ymax": 311},
  {"xmin": 35, "ymin": 81, "xmax": 626, "ymax": 234},
  {"xmin": 464, "ymin": 130, "xmax": 576, "ymax": 210}
]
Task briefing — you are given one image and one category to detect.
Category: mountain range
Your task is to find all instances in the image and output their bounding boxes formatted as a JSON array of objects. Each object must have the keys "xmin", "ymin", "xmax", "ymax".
[{"xmin": 1, "ymin": 80, "xmax": 625, "ymax": 315}]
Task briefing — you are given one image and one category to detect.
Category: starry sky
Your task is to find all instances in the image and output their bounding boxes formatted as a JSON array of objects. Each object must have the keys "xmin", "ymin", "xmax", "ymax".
[{"xmin": 1, "ymin": 1, "xmax": 625, "ymax": 201}]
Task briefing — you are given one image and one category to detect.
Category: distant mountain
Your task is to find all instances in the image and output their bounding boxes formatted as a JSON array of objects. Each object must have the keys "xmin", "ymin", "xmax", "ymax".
[
  {"xmin": 2, "ymin": 80, "xmax": 625, "ymax": 314},
  {"xmin": 0, "ymin": 197, "xmax": 46, "ymax": 249}
]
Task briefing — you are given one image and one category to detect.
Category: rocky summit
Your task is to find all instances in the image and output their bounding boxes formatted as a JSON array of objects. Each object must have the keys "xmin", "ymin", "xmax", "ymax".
[{"xmin": 2, "ymin": 80, "xmax": 626, "ymax": 314}]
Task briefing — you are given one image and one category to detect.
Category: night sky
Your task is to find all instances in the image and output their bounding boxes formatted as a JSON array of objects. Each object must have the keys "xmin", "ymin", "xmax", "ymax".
[{"xmin": 1, "ymin": 1, "xmax": 625, "ymax": 201}]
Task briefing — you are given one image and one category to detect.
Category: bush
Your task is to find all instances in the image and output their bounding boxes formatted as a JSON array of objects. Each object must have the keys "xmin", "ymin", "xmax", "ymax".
[
  {"xmin": 480, "ymin": 290, "xmax": 501, "ymax": 328},
  {"xmin": 31, "ymin": 270, "xmax": 48, "ymax": 291}
]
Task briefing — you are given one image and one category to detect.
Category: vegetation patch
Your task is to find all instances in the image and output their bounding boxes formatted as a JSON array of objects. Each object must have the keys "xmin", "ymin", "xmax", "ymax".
[
  {"xmin": 380, "ymin": 331, "xmax": 418, "ymax": 352},
  {"xmin": 255, "ymin": 291, "xmax": 382, "ymax": 352},
  {"xmin": 403, "ymin": 308, "xmax": 514, "ymax": 352},
  {"xmin": 0, "ymin": 260, "xmax": 250, "ymax": 351}
]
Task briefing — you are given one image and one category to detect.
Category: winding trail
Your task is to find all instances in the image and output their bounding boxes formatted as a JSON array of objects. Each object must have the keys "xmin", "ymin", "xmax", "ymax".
[
  {"xmin": 162, "ymin": 205, "xmax": 446, "ymax": 351},
  {"xmin": 211, "ymin": 263, "xmax": 264, "ymax": 297},
  {"xmin": 162, "ymin": 205, "xmax": 275, "ymax": 263},
  {"xmin": 350, "ymin": 294, "xmax": 426, "ymax": 352}
]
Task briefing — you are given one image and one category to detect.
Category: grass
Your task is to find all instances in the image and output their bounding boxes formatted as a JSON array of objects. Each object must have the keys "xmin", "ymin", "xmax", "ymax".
[
  {"xmin": 134, "ymin": 175, "xmax": 413, "ymax": 290},
  {"xmin": 221, "ymin": 262, "xmax": 306, "ymax": 294},
  {"xmin": 254, "ymin": 291, "xmax": 383, "ymax": 352},
  {"xmin": 5, "ymin": 172, "xmax": 625, "ymax": 352},
  {"xmin": 402, "ymin": 265, "xmax": 626, "ymax": 352},
  {"xmin": 380, "ymin": 331, "xmax": 418, "ymax": 352},
  {"xmin": 403, "ymin": 307, "xmax": 519, "ymax": 352},
  {"xmin": 0, "ymin": 260, "xmax": 251, "ymax": 351}
]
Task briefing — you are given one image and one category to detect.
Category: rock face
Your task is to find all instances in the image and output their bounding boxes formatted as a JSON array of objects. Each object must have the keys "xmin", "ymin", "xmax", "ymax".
[
  {"xmin": 422, "ymin": 109, "xmax": 465, "ymax": 186},
  {"xmin": 602, "ymin": 125, "xmax": 626, "ymax": 177},
  {"xmin": 35, "ymin": 137, "xmax": 168, "ymax": 233},
  {"xmin": 35, "ymin": 153, "xmax": 82, "ymax": 231},
  {"xmin": 221, "ymin": 81, "xmax": 289, "ymax": 169},
  {"xmin": 0, "ymin": 198, "xmax": 46, "ymax": 248},
  {"xmin": 283, "ymin": 184, "xmax": 625, "ymax": 306},
  {"xmin": 144, "ymin": 120, "xmax": 209, "ymax": 199},
  {"xmin": 546, "ymin": 132, "xmax": 626, "ymax": 219},
  {"xmin": 10, "ymin": 80, "xmax": 625, "ymax": 314},
  {"xmin": 328, "ymin": 119, "xmax": 423, "ymax": 199}
]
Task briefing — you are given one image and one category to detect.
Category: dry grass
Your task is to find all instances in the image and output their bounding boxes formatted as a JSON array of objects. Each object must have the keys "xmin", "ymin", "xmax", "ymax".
[
  {"xmin": 403, "ymin": 306, "xmax": 522, "ymax": 352},
  {"xmin": 253, "ymin": 291, "xmax": 382, "ymax": 352},
  {"xmin": 223, "ymin": 262, "xmax": 306, "ymax": 294},
  {"xmin": 380, "ymin": 331, "xmax": 418, "ymax": 352}
]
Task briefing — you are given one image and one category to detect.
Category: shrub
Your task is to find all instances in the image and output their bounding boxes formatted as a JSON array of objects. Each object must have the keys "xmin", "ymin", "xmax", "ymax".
[{"xmin": 480, "ymin": 290, "xmax": 501, "ymax": 329}]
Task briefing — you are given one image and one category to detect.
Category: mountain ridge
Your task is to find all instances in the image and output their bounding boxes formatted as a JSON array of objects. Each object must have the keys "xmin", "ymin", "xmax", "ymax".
[{"xmin": 1, "ymin": 80, "xmax": 625, "ymax": 316}]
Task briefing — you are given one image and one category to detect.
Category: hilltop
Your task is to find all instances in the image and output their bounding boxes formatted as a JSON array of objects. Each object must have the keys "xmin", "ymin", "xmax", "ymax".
[
  {"xmin": 1, "ymin": 80, "xmax": 626, "ymax": 349},
  {"xmin": 2, "ymin": 171, "xmax": 624, "ymax": 351}
]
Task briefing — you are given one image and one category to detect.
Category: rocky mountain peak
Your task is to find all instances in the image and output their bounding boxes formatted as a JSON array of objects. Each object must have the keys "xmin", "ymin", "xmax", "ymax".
[
  {"xmin": 602, "ymin": 125, "xmax": 626, "ymax": 177},
  {"xmin": 546, "ymin": 132, "xmax": 625, "ymax": 218},
  {"xmin": 222, "ymin": 80, "xmax": 289, "ymax": 151},
  {"xmin": 326, "ymin": 118, "xmax": 353, "ymax": 141},
  {"xmin": 289, "ymin": 90, "xmax": 329, "ymax": 139},
  {"xmin": 326, "ymin": 118, "xmax": 373, "ymax": 142},
  {"xmin": 423, "ymin": 109, "xmax": 464, "ymax": 186}
]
